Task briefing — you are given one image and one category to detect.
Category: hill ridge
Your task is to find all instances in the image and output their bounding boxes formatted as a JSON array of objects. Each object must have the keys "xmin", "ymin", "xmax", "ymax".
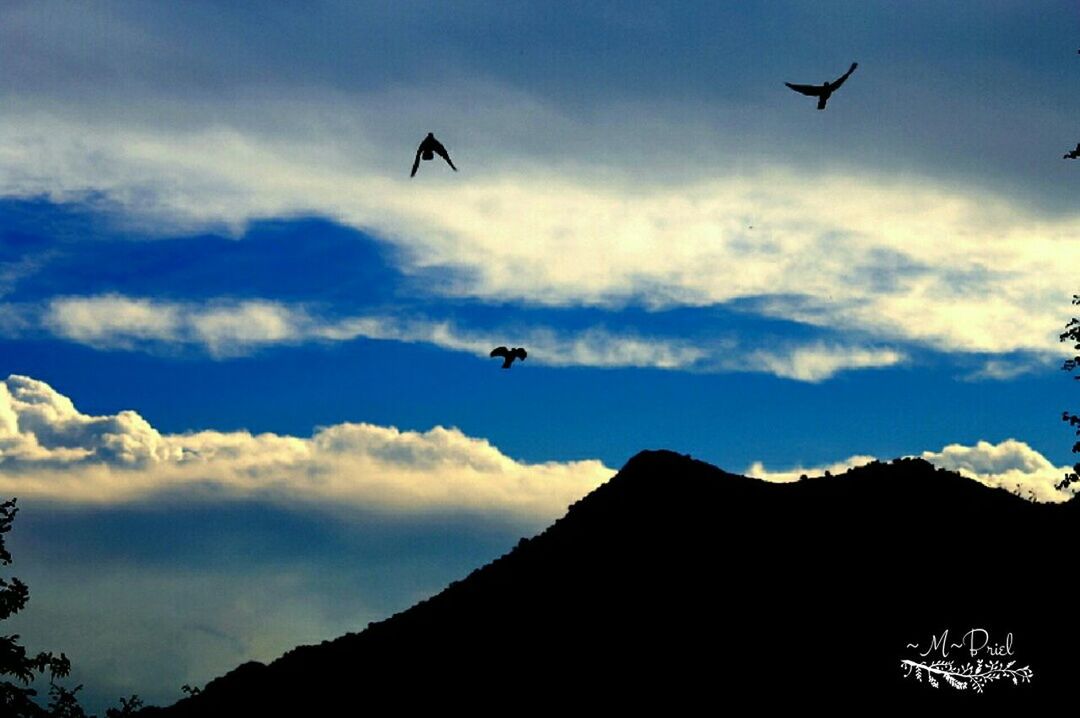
[{"xmin": 142, "ymin": 449, "xmax": 1075, "ymax": 713}]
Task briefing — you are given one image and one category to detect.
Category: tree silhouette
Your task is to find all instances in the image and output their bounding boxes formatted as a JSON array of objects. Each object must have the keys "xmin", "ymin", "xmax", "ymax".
[
  {"xmin": 1059, "ymin": 295, "xmax": 1080, "ymax": 491},
  {"xmin": 1, "ymin": 498, "xmax": 71, "ymax": 717},
  {"xmin": 46, "ymin": 683, "xmax": 87, "ymax": 718},
  {"xmin": 104, "ymin": 695, "xmax": 143, "ymax": 717}
]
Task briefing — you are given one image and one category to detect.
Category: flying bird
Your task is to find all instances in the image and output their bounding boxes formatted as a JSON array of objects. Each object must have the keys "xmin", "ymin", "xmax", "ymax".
[
  {"xmin": 490, "ymin": 346, "xmax": 527, "ymax": 369},
  {"xmin": 1064, "ymin": 143, "xmax": 1080, "ymax": 160},
  {"xmin": 785, "ymin": 62, "xmax": 858, "ymax": 110},
  {"xmin": 411, "ymin": 132, "xmax": 457, "ymax": 177}
]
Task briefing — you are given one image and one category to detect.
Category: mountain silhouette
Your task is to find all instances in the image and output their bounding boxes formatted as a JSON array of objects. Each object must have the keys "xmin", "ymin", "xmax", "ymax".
[{"xmin": 138, "ymin": 451, "xmax": 1077, "ymax": 713}]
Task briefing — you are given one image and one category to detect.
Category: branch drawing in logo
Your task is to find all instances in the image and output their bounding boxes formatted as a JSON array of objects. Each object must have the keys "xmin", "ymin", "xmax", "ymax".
[
  {"xmin": 900, "ymin": 628, "xmax": 1034, "ymax": 692},
  {"xmin": 900, "ymin": 659, "xmax": 1033, "ymax": 692}
]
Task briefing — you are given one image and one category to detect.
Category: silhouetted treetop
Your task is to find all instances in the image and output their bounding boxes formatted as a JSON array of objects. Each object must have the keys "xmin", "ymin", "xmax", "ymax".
[
  {"xmin": 1, "ymin": 498, "xmax": 72, "ymax": 718},
  {"xmin": 1058, "ymin": 294, "xmax": 1080, "ymax": 490}
]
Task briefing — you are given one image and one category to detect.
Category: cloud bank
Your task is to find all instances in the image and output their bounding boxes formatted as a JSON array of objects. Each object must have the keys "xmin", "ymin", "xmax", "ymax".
[
  {"xmin": 0, "ymin": 375, "xmax": 613, "ymax": 520},
  {"xmin": 747, "ymin": 439, "xmax": 1075, "ymax": 502},
  {"xmin": 2, "ymin": 374, "xmax": 1069, "ymax": 519},
  {"xmin": 919, "ymin": 439, "xmax": 1074, "ymax": 502}
]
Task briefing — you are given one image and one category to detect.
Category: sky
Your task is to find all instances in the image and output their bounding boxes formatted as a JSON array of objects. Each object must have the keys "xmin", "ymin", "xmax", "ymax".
[{"xmin": 2, "ymin": 1, "xmax": 1079, "ymax": 712}]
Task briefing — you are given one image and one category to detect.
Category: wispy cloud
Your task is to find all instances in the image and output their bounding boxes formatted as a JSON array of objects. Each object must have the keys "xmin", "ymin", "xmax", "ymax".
[
  {"xmin": 31, "ymin": 294, "xmax": 901, "ymax": 380},
  {"xmin": 320, "ymin": 315, "xmax": 710, "ymax": 370},
  {"xmin": 961, "ymin": 356, "xmax": 1052, "ymax": 382},
  {"xmin": 40, "ymin": 294, "xmax": 708, "ymax": 368},
  {"xmin": 747, "ymin": 344, "xmax": 905, "ymax": 382},
  {"xmin": 44, "ymin": 296, "xmax": 306, "ymax": 357}
]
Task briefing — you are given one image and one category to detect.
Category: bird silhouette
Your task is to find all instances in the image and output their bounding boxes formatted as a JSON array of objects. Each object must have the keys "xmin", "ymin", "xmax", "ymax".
[
  {"xmin": 785, "ymin": 62, "xmax": 858, "ymax": 110},
  {"xmin": 1064, "ymin": 143, "xmax": 1080, "ymax": 160},
  {"xmin": 490, "ymin": 346, "xmax": 527, "ymax": 369},
  {"xmin": 411, "ymin": 132, "xmax": 457, "ymax": 177}
]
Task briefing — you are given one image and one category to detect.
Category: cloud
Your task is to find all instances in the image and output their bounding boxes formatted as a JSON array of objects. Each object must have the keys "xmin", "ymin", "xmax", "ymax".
[
  {"xmin": 920, "ymin": 439, "xmax": 1074, "ymax": 503},
  {"xmin": 44, "ymin": 296, "xmax": 304, "ymax": 357},
  {"xmin": 746, "ymin": 439, "xmax": 1075, "ymax": 502},
  {"xmin": 2, "ymin": 4, "xmax": 1079, "ymax": 367},
  {"xmin": 961, "ymin": 356, "xmax": 1050, "ymax": 382},
  {"xmin": 39, "ymin": 294, "xmax": 707, "ymax": 368},
  {"xmin": 0, "ymin": 375, "xmax": 613, "ymax": 519},
  {"xmin": 321, "ymin": 315, "xmax": 710, "ymax": 370},
  {"xmin": 0, "ymin": 252, "xmax": 51, "ymax": 298},
  {"xmin": 2, "ymin": 108, "xmax": 1078, "ymax": 364},
  {"xmin": 30, "ymin": 294, "xmax": 893, "ymax": 379},
  {"xmin": 745, "ymin": 455, "xmax": 878, "ymax": 484},
  {"xmin": 6, "ymin": 509, "xmax": 517, "ymax": 716},
  {"xmin": 46, "ymin": 295, "xmax": 185, "ymax": 347},
  {"xmin": 748, "ymin": 344, "xmax": 905, "ymax": 382}
]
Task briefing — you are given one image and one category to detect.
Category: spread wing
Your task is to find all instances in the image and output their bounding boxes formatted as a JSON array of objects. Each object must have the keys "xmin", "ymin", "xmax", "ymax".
[
  {"xmin": 785, "ymin": 82, "xmax": 823, "ymax": 97},
  {"xmin": 513, "ymin": 347, "xmax": 527, "ymax": 361},
  {"xmin": 431, "ymin": 138, "xmax": 457, "ymax": 171},
  {"xmin": 490, "ymin": 346, "xmax": 510, "ymax": 359},
  {"xmin": 410, "ymin": 145, "xmax": 423, "ymax": 177},
  {"xmin": 830, "ymin": 62, "xmax": 858, "ymax": 91}
]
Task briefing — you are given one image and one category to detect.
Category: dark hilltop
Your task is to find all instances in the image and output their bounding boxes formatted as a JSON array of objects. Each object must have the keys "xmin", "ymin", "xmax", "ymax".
[{"xmin": 138, "ymin": 450, "xmax": 1078, "ymax": 713}]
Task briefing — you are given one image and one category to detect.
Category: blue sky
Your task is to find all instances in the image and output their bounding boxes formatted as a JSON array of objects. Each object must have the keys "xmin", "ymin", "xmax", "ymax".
[{"xmin": 2, "ymin": 1, "xmax": 1079, "ymax": 712}]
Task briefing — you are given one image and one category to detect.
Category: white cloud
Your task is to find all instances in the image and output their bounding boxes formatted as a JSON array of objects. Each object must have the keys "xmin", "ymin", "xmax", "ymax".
[
  {"xmin": 35, "ymin": 294, "xmax": 891, "ymax": 379},
  {"xmin": 745, "ymin": 455, "xmax": 879, "ymax": 484},
  {"xmin": 45, "ymin": 296, "xmax": 304, "ymax": 357},
  {"xmin": 746, "ymin": 439, "xmax": 1075, "ymax": 502},
  {"xmin": 40, "ymin": 295, "xmax": 707, "ymax": 368},
  {"xmin": 46, "ymin": 295, "xmax": 184, "ymax": 347},
  {"xmin": 920, "ymin": 439, "xmax": 1074, "ymax": 503},
  {"xmin": 2, "ymin": 375, "xmax": 1072, "ymax": 519},
  {"xmin": 1, "ymin": 101, "xmax": 1078, "ymax": 365},
  {"xmin": 0, "ymin": 375, "xmax": 613, "ymax": 519},
  {"xmin": 961, "ymin": 357, "xmax": 1050, "ymax": 382},
  {"xmin": 1, "ymin": 3, "xmax": 1079, "ymax": 375},
  {"xmin": 323, "ymin": 315, "xmax": 709, "ymax": 370},
  {"xmin": 748, "ymin": 344, "xmax": 905, "ymax": 382}
]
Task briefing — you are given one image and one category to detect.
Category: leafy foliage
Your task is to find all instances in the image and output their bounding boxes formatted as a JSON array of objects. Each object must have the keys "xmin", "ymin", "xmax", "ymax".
[
  {"xmin": 1059, "ymin": 295, "xmax": 1080, "ymax": 491},
  {"xmin": 1, "ymin": 496, "xmax": 212, "ymax": 715},
  {"xmin": 104, "ymin": 695, "xmax": 143, "ymax": 717},
  {"xmin": 1, "ymin": 499, "xmax": 71, "ymax": 717},
  {"xmin": 47, "ymin": 683, "xmax": 88, "ymax": 718}
]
